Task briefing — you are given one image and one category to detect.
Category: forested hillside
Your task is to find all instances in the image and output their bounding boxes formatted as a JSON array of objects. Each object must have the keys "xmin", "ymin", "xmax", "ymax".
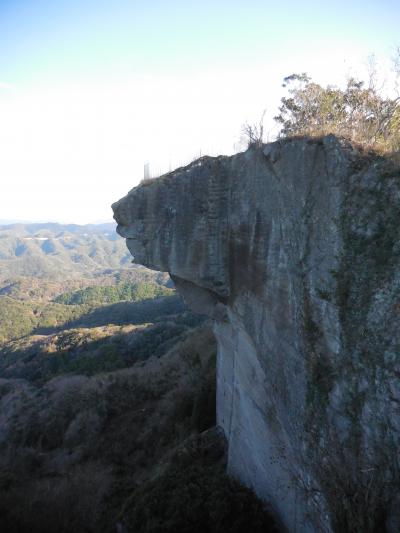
[
  {"xmin": 0, "ymin": 222, "xmax": 132, "ymax": 278},
  {"xmin": 0, "ymin": 222, "xmax": 175, "ymax": 343},
  {"xmin": 0, "ymin": 222, "xmax": 277, "ymax": 533}
]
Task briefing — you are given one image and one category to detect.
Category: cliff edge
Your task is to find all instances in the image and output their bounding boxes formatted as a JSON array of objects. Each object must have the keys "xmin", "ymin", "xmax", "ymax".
[{"xmin": 112, "ymin": 136, "xmax": 400, "ymax": 532}]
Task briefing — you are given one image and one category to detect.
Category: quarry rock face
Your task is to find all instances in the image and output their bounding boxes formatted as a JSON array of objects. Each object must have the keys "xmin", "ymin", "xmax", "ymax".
[{"xmin": 112, "ymin": 136, "xmax": 400, "ymax": 532}]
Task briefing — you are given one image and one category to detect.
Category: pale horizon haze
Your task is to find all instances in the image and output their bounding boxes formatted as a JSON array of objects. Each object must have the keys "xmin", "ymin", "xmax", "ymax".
[{"xmin": 0, "ymin": 0, "xmax": 399, "ymax": 224}]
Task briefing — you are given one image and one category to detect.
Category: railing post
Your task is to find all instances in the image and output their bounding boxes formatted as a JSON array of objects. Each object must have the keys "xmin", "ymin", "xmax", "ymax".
[{"xmin": 144, "ymin": 161, "xmax": 151, "ymax": 180}]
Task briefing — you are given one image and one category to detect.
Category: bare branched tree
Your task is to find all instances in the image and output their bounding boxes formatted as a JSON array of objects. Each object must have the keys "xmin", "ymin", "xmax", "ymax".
[{"xmin": 241, "ymin": 109, "xmax": 266, "ymax": 148}]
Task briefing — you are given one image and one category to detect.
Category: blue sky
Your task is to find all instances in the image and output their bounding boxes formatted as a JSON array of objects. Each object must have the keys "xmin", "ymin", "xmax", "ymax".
[
  {"xmin": 1, "ymin": 0, "xmax": 399, "ymax": 83},
  {"xmin": 0, "ymin": 0, "xmax": 399, "ymax": 222}
]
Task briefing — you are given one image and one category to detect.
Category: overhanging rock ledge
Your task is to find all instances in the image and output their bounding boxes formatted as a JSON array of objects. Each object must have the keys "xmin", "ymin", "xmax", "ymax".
[{"xmin": 112, "ymin": 136, "xmax": 400, "ymax": 533}]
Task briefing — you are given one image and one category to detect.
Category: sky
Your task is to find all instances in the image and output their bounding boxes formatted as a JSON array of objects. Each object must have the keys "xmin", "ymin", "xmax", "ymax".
[{"xmin": 0, "ymin": 0, "xmax": 399, "ymax": 224}]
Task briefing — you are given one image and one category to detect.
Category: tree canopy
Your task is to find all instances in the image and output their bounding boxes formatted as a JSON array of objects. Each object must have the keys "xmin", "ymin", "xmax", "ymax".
[{"xmin": 274, "ymin": 72, "xmax": 400, "ymax": 152}]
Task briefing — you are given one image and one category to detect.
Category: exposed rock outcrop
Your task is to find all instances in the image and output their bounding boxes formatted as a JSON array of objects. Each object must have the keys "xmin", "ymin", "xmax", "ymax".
[{"xmin": 112, "ymin": 136, "xmax": 400, "ymax": 532}]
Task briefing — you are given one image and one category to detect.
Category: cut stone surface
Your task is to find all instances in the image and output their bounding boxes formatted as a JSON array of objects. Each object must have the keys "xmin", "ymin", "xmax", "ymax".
[{"xmin": 112, "ymin": 136, "xmax": 400, "ymax": 532}]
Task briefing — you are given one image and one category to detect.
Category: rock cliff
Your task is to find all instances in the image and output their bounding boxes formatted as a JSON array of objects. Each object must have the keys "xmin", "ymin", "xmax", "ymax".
[{"xmin": 112, "ymin": 136, "xmax": 400, "ymax": 532}]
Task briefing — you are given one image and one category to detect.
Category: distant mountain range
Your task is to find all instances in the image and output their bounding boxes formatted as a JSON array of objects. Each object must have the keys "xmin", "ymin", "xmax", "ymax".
[
  {"xmin": 0, "ymin": 221, "xmax": 116, "ymax": 233},
  {"xmin": 0, "ymin": 221, "xmax": 132, "ymax": 279},
  {"xmin": 0, "ymin": 219, "xmax": 115, "ymax": 225}
]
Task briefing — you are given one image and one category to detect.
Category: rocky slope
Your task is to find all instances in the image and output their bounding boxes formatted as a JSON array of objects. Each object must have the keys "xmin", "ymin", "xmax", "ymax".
[{"xmin": 112, "ymin": 136, "xmax": 400, "ymax": 532}]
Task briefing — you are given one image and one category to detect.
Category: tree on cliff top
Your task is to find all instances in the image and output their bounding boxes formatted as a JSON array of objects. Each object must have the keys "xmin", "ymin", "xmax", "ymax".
[
  {"xmin": 241, "ymin": 109, "xmax": 267, "ymax": 148},
  {"xmin": 274, "ymin": 69, "xmax": 400, "ymax": 152}
]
